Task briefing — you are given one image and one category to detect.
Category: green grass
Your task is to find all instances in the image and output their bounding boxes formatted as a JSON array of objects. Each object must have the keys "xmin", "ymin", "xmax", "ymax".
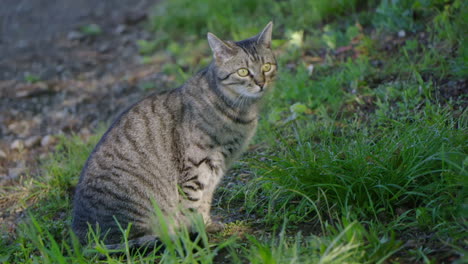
[
  {"xmin": 1, "ymin": 0, "xmax": 467, "ymax": 263},
  {"xmin": 150, "ymin": 0, "xmax": 379, "ymax": 41}
]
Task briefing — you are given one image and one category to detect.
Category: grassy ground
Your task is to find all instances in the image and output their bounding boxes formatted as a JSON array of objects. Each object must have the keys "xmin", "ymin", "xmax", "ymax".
[{"xmin": 1, "ymin": 0, "xmax": 467, "ymax": 263}]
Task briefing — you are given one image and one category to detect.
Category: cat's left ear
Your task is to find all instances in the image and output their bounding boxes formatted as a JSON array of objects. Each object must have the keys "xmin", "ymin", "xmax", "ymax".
[
  {"xmin": 256, "ymin": 21, "xmax": 273, "ymax": 48},
  {"xmin": 207, "ymin": 32, "xmax": 236, "ymax": 64}
]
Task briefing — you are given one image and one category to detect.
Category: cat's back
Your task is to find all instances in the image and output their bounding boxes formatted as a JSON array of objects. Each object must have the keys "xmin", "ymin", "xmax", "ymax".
[
  {"xmin": 81, "ymin": 89, "xmax": 182, "ymax": 179},
  {"xmin": 72, "ymin": 89, "xmax": 184, "ymax": 243}
]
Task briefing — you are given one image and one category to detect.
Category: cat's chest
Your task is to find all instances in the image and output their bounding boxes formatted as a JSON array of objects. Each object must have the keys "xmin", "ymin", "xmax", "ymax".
[
  {"xmin": 216, "ymin": 121, "xmax": 257, "ymax": 165},
  {"xmin": 219, "ymin": 121, "xmax": 256, "ymax": 142},
  {"xmin": 184, "ymin": 119, "xmax": 256, "ymax": 167}
]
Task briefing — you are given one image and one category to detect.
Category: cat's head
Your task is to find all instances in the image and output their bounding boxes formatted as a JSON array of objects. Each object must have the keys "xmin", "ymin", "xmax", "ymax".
[{"xmin": 207, "ymin": 22, "xmax": 277, "ymax": 99}]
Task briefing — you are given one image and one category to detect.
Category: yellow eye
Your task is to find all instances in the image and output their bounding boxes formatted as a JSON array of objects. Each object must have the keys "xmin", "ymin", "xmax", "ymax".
[
  {"xmin": 262, "ymin": 63, "xmax": 272, "ymax": 72},
  {"xmin": 237, "ymin": 68, "xmax": 249, "ymax": 77}
]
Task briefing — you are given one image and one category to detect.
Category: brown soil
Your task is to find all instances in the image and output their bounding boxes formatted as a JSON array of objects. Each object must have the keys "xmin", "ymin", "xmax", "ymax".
[{"xmin": 0, "ymin": 0, "xmax": 169, "ymax": 232}]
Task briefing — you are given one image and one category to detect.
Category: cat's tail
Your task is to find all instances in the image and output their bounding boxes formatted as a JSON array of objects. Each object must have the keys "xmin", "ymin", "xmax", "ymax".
[
  {"xmin": 103, "ymin": 232, "xmax": 202, "ymax": 252},
  {"xmin": 99, "ymin": 232, "xmax": 204, "ymax": 259},
  {"xmin": 105, "ymin": 235, "xmax": 163, "ymax": 253},
  {"xmin": 86, "ymin": 236, "xmax": 163, "ymax": 260}
]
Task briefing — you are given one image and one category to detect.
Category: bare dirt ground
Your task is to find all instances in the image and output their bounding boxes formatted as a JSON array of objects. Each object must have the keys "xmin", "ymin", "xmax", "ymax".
[{"xmin": 0, "ymin": 0, "xmax": 169, "ymax": 230}]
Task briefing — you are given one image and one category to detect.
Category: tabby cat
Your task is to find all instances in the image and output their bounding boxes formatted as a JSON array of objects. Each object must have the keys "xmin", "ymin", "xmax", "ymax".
[{"xmin": 72, "ymin": 22, "xmax": 277, "ymax": 246}]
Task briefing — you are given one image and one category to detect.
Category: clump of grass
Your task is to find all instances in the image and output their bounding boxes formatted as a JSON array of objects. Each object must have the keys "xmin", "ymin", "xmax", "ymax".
[
  {"xmin": 243, "ymin": 220, "xmax": 402, "ymax": 263},
  {"xmin": 248, "ymin": 111, "xmax": 466, "ymax": 220}
]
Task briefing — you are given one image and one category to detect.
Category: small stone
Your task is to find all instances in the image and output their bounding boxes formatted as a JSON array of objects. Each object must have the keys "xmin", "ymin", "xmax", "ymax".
[
  {"xmin": 53, "ymin": 110, "xmax": 66, "ymax": 120},
  {"xmin": 7, "ymin": 123, "xmax": 17, "ymax": 131},
  {"xmin": 114, "ymin": 24, "xmax": 127, "ymax": 35},
  {"xmin": 67, "ymin": 31, "xmax": 84, "ymax": 41},
  {"xmin": 8, "ymin": 120, "xmax": 30, "ymax": 135},
  {"xmin": 33, "ymin": 115, "xmax": 43, "ymax": 125},
  {"xmin": 24, "ymin": 135, "xmax": 41, "ymax": 148},
  {"xmin": 56, "ymin": 64, "xmax": 65, "ymax": 73},
  {"xmin": 0, "ymin": 149, "xmax": 6, "ymax": 159},
  {"xmin": 398, "ymin": 30, "xmax": 406, "ymax": 38},
  {"xmin": 15, "ymin": 83, "xmax": 51, "ymax": 98},
  {"xmin": 98, "ymin": 43, "xmax": 110, "ymax": 53},
  {"xmin": 8, "ymin": 167, "xmax": 26, "ymax": 180},
  {"xmin": 41, "ymin": 135, "xmax": 55, "ymax": 147},
  {"xmin": 10, "ymin": 139, "xmax": 24, "ymax": 151}
]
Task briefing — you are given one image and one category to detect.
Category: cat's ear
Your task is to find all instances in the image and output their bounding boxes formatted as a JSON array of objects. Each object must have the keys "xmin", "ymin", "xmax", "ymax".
[
  {"xmin": 256, "ymin": 21, "xmax": 273, "ymax": 48},
  {"xmin": 207, "ymin": 33, "xmax": 235, "ymax": 63}
]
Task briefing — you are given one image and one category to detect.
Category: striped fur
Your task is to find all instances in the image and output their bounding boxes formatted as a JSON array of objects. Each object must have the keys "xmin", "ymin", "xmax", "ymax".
[{"xmin": 72, "ymin": 22, "xmax": 277, "ymax": 245}]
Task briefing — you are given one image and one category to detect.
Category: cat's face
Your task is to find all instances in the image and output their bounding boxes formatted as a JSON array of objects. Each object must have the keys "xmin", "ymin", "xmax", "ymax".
[{"xmin": 208, "ymin": 22, "xmax": 277, "ymax": 99}]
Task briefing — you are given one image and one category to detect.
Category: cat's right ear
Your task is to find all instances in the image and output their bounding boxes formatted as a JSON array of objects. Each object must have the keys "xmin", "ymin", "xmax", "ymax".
[
  {"xmin": 207, "ymin": 33, "xmax": 235, "ymax": 64},
  {"xmin": 257, "ymin": 21, "xmax": 273, "ymax": 48}
]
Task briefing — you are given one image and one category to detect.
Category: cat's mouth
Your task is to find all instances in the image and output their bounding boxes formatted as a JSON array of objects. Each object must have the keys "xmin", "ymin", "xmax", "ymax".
[
  {"xmin": 256, "ymin": 84, "xmax": 267, "ymax": 93},
  {"xmin": 233, "ymin": 84, "xmax": 266, "ymax": 98},
  {"xmin": 245, "ymin": 85, "xmax": 265, "ymax": 98}
]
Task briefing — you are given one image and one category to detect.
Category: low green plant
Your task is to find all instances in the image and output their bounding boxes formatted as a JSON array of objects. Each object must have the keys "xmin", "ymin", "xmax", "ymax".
[
  {"xmin": 80, "ymin": 24, "xmax": 102, "ymax": 36},
  {"xmin": 24, "ymin": 73, "xmax": 41, "ymax": 83},
  {"xmin": 137, "ymin": 39, "xmax": 160, "ymax": 55}
]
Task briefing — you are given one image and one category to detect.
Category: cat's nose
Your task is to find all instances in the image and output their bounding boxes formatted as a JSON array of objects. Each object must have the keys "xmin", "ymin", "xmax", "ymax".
[{"xmin": 254, "ymin": 78, "xmax": 265, "ymax": 89}]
